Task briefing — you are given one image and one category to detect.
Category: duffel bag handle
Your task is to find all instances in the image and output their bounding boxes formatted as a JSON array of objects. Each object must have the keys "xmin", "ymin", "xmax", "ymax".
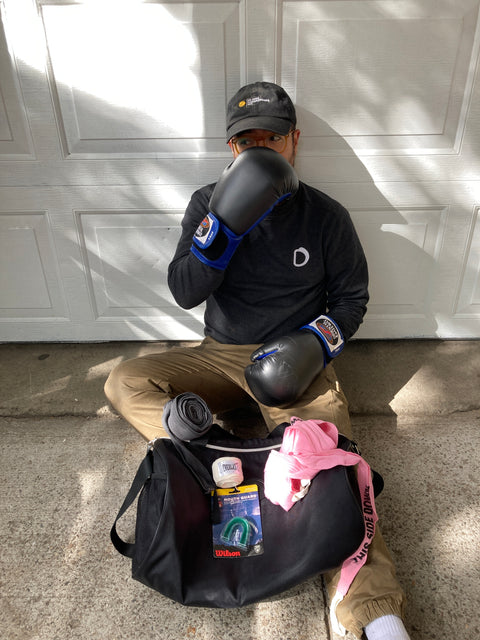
[{"xmin": 110, "ymin": 452, "xmax": 154, "ymax": 558}]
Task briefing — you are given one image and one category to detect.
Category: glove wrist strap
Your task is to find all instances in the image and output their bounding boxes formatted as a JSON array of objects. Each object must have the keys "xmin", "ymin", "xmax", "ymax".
[
  {"xmin": 191, "ymin": 213, "xmax": 242, "ymax": 270},
  {"xmin": 301, "ymin": 315, "xmax": 345, "ymax": 359}
]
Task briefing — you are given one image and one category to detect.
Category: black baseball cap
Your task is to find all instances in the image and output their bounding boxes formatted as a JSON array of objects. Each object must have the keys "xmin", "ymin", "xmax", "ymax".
[{"xmin": 226, "ymin": 81, "xmax": 297, "ymax": 141}]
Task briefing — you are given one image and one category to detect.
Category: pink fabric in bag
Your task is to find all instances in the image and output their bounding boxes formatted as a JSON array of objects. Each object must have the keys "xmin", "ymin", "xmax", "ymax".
[
  {"xmin": 264, "ymin": 418, "xmax": 340, "ymax": 511},
  {"xmin": 264, "ymin": 417, "xmax": 378, "ymax": 635}
]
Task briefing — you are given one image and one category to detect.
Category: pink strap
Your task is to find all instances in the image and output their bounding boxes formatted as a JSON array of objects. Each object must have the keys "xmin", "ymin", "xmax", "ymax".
[{"xmin": 264, "ymin": 418, "xmax": 378, "ymax": 602}]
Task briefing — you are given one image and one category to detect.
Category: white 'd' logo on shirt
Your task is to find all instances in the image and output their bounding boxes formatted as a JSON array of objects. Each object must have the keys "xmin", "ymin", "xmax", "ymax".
[{"xmin": 293, "ymin": 247, "xmax": 310, "ymax": 267}]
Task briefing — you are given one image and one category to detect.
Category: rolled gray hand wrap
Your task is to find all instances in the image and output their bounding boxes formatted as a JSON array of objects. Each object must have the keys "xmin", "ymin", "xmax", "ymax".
[
  {"xmin": 162, "ymin": 392, "xmax": 213, "ymax": 441},
  {"xmin": 162, "ymin": 393, "xmax": 215, "ymax": 493}
]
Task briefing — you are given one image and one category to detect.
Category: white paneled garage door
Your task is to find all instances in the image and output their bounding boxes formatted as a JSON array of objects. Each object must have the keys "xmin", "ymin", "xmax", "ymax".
[{"xmin": 1, "ymin": 0, "xmax": 479, "ymax": 341}]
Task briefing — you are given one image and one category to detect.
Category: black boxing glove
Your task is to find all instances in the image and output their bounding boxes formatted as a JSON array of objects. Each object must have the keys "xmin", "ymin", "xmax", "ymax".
[
  {"xmin": 245, "ymin": 315, "xmax": 344, "ymax": 407},
  {"xmin": 191, "ymin": 147, "xmax": 298, "ymax": 270}
]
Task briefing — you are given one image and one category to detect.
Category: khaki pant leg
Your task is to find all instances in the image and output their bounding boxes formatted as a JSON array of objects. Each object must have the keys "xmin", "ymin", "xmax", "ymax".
[
  {"xmin": 323, "ymin": 526, "xmax": 407, "ymax": 638},
  {"xmin": 104, "ymin": 338, "xmax": 255, "ymax": 441}
]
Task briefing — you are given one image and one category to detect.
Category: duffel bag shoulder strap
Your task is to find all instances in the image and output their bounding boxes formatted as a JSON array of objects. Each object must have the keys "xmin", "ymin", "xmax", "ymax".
[{"xmin": 110, "ymin": 448, "xmax": 155, "ymax": 558}]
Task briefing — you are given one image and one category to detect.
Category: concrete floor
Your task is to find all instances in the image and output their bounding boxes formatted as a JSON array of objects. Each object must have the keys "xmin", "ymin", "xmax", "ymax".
[{"xmin": 0, "ymin": 340, "xmax": 479, "ymax": 640}]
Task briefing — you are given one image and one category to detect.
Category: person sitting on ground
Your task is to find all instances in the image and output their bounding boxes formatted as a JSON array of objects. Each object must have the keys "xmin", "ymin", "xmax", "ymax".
[{"xmin": 105, "ymin": 81, "xmax": 410, "ymax": 640}]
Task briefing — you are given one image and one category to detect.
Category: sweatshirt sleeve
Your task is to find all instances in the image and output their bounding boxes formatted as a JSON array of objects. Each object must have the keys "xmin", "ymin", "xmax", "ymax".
[
  {"xmin": 167, "ymin": 185, "xmax": 226, "ymax": 309},
  {"xmin": 322, "ymin": 203, "xmax": 369, "ymax": 341}
]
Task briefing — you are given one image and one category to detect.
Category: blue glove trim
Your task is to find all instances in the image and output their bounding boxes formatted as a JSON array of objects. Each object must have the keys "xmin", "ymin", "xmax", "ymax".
[
  {"xmin": 190, "ymin": 191, "xmax": 293, "ymax": 270},
  {"xmin": 301, "ymin": 315, "xmax": 345, "ymax": 359},
  {"xmin": 251, "ymin": 348, "xmax": 277, "ymax": 361},
  {"xmin": 241, "ymin": 191, "xmax": 293, "ymax": 235}
]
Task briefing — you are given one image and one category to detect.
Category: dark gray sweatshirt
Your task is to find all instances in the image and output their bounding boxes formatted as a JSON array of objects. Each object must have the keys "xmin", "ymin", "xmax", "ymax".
[{"xmin": 168, "ymin": 181, "xmax": 369, "ymax": 345}]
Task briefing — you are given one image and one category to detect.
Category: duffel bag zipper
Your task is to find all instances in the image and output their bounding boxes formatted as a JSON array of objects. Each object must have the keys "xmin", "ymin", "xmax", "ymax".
[
  {"xmin": 205, "ymin": 443, "xmax": 282, "ymax": 453},
  {"xmin": 147, "ymin": 438, "xmax": 282, "ymax": 454}
]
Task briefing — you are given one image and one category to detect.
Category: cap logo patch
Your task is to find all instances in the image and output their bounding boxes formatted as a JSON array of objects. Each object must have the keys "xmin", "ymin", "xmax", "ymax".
[{"xmin": 239, "ymin": 96, "xmax": 270, "ymax": 108}]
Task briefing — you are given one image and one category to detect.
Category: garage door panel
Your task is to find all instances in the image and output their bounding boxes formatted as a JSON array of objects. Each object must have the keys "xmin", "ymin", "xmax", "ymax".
[
  {"xmin": 0, "ymin": 212, "xmax": 68, "ymax": 320},
  {"xmin": 40, "ymin": 1, "xmax": 242, "ymax": 157},
  {"xmin": 76, "ymin": 211, "xmax": 184, "ymax": 319},
  {"xmin": 352, "ymin": 208, "xmax": 445, "ymax": 324},
  {"xmin": 281, "ymin": 0, "xmax": 480, "ymax": 156},
  {"xmin": 0, "ymin": 14, "xmax": 35, "ymax": 158},
  {"xmin": 455, "ymin": 205, "xmax": 480, "ymax": 316}
]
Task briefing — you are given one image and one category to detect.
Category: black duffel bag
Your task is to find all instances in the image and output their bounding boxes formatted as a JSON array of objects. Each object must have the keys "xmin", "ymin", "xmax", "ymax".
[{"xmin": 110, "ymin": 395, "xmax": 376, "ymax": 609}]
